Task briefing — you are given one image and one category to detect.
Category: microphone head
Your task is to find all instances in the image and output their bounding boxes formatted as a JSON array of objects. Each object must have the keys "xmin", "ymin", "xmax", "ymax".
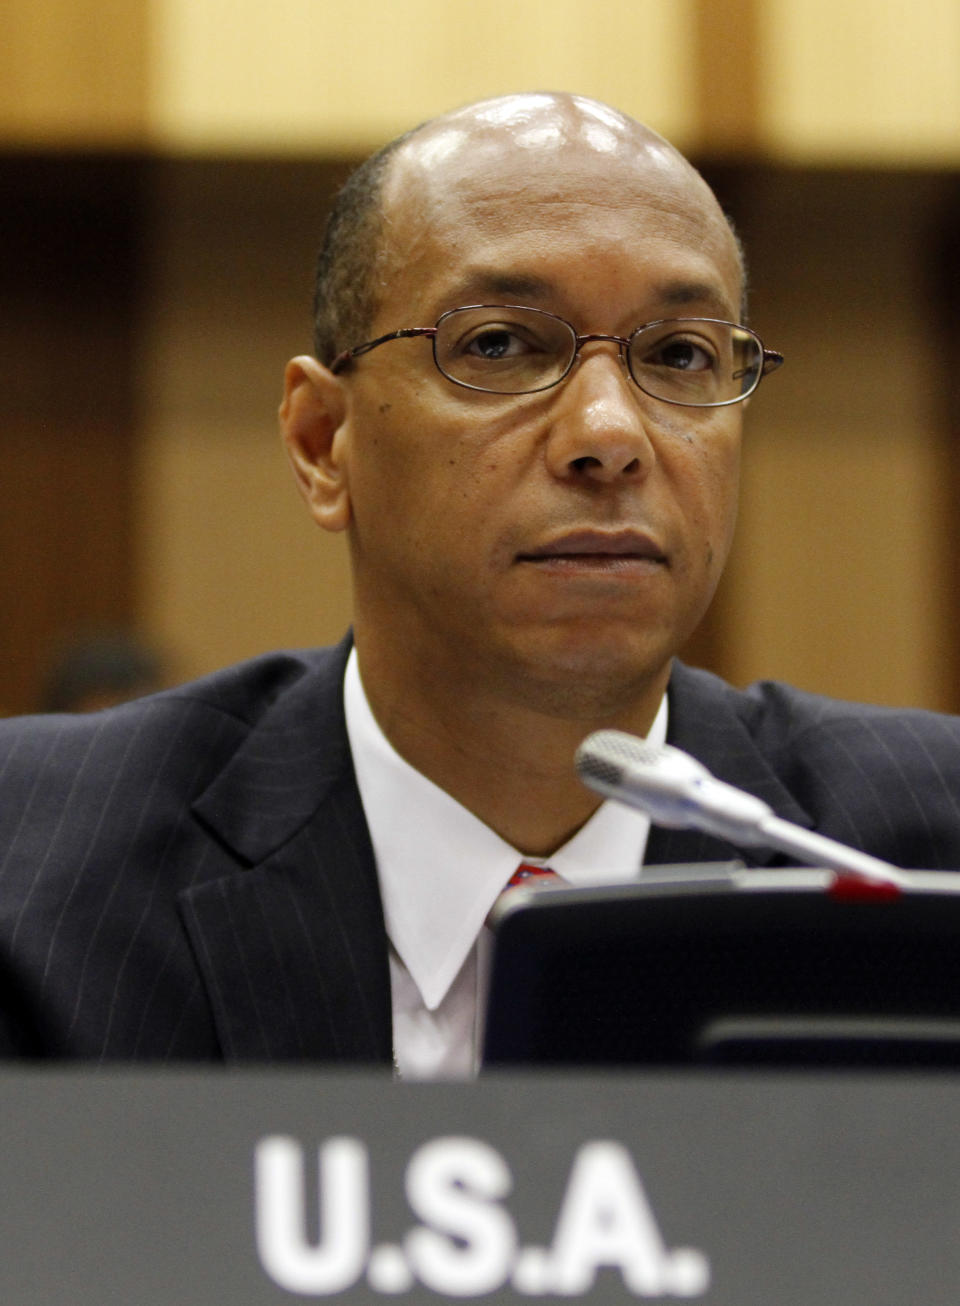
[
  {"xmin": 575, "ymin": 730, "xmax": 711, "ymax": 825},
  {"xmin": 576, "ymin": 730, "xmax": 708, "ymax": 787},
  {"xmin": 575, "ymin": 730, "xmax": 772, "ymax": 838}
]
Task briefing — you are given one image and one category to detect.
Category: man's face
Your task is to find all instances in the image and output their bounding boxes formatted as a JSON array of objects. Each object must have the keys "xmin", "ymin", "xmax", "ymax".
[{"xmin": 324, "ymin": 99, "xmax": 744, "ymax": 717}]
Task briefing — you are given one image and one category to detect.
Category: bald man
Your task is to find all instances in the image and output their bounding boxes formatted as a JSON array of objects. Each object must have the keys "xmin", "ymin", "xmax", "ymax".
[{"xmin": 2, "ymin": 94, "xmax": 960, "ymax": 1069}]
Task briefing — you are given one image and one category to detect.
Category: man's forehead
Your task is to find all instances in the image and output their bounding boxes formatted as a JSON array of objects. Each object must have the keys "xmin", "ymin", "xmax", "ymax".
[
  {"xmin": 382, "ymin": 93, "xmax": 730, "ymax": 261},
  {"xmin": 371, "ymin": 93, "xmax": 742, "ymax": 325}
]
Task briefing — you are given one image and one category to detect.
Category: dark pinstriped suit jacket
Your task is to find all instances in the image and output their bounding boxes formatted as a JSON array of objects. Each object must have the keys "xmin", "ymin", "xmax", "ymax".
[{"xmin": 3, "ymin": 634, "xmax": 960, "ymax": 1062}]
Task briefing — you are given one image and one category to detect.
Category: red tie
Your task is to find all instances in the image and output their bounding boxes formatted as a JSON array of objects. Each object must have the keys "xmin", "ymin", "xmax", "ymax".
[
  {"xmin": 488, "ymin": 862, "xmax": 562, "ymax": 927},
  {"xmin": 505, "ymin": 863, "xmax": 561, "ymax": 889}
]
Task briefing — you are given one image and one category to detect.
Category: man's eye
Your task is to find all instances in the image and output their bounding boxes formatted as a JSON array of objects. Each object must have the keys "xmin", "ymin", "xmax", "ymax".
[
  {"xmin": 463, "ymin": 327, "xmax": 534, "ymax": 360},
  {"xmin": 649, "ymin": 339, "xmax": 715, "ymax": 371}
]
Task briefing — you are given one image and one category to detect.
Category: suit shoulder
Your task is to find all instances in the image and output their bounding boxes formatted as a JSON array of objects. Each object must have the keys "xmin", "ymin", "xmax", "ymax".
[
  {"xmin": 670, "ymin": 662, "xmax": 960, "ymax": 867},
  {"xmin": 674, "ymin": 659, "xmax": 960, "ymax": 797},
  {"xmin": 739, "ymin": 677, "xmax": 960, "ymax": 759},
  {"xmin": 0, "ymin": 645, "xmax": 346, "ymax": 812},
  {"xmin": 672, "ymin": 660, "xmax": 960, "ymax": 753},
  {"xmin": 157, "ymin": 645, "xmax": 345, "ymax": 725}
]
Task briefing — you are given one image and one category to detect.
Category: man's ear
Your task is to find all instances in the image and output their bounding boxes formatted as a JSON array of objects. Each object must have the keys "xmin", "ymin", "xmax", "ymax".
[{"xmin": 280, "ymin": 355, "xmax": 351, "ymax": 533}]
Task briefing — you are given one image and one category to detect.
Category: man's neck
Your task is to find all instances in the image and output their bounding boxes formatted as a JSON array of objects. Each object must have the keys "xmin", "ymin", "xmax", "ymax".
[{"xmin": 353, "ymin": 641, "xmax": 670, "ymax": 858}]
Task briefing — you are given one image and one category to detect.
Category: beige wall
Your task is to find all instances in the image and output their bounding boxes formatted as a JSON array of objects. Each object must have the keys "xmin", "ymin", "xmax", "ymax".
[
  {"xmin": 759, "ymin": 0, "xmax": 960, "ymax": 163},
  {"xmin": 5, "ymin": 0, "xmax": 960, "ymax": 160},
  {"xmin": 148, "ymin": 0, "xmax": 698, "ymax": 154},
  {"xmin": 0, "ymin": 0, "xmax": 150, "ymax": 145}
]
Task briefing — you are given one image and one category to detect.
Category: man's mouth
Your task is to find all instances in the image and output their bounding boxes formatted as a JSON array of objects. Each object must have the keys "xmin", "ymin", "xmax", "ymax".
[{"xmin": 516, "ymin": 530, "xmax": 668, "ymax": 570}]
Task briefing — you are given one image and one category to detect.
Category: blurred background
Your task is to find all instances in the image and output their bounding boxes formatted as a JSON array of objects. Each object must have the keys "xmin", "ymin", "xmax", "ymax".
[{"xmin": 2, "ymin": 0, "xmax": 958, "ymax": 715}]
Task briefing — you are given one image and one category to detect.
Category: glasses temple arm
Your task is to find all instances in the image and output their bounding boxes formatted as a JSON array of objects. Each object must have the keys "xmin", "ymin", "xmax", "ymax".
[{"xmin": 329, "ymin": 327, "xmax": 436, "ymax": 373}]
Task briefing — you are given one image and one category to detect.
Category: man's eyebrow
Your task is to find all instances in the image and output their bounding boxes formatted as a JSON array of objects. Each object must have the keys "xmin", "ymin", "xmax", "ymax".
[
  {"xmin": 656, "ymin": 280, "xmax": 739, "ymax": 318},
  {"xmin": 436, "ymin": 273, "xmax": 739, "ymax": 320},
  {"xmin": 440, "ymin": 271, "xmax": 556, "ymax": 307}
]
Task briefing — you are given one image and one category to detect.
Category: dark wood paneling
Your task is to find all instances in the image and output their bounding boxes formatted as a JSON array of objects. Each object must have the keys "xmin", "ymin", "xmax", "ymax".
[
  {"xmin": 688, "ymin": 163, "xmax": 960, "ymax": 708},
  {"xmin": 0, "ymin": 156, "xmax": 146, "ymax": 713},
  {"xmin": 931, "ymin": 180, "xmax": 960, "ymax": 710}
]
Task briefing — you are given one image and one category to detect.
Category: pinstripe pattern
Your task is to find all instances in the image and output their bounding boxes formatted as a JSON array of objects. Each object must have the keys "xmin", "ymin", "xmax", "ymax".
[
  {"xmin": 0, "ymin": 637, "xmax": 391, "ymax": 1063},
  {"xmin": 2, "ymin": 642, "xmax": 960, "ymax": 1060},
  {"xmin": 647, "ymin": 663, "xmax": 960, "ymax": 871}
]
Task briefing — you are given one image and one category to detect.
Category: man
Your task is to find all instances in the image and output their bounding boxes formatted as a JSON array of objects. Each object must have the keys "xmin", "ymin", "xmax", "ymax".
[{"xmin": 2, "ymin": 93, "xmax": 960, "ymax": 1070}]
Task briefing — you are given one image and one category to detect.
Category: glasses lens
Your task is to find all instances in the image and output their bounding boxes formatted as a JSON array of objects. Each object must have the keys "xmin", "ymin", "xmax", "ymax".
[
  {"xmin": 628, "ymin": 320, "xmax": 762, "ymax": 406},
  {"xmin": 434, "ymin": 306, "xmax": 576, "ymax": 394}
]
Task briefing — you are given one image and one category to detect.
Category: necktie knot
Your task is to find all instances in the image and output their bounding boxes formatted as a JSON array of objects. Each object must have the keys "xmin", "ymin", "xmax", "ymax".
[
  {"xmin": 488, "ymin": 863, "xmax": 563, "ymax": 928},
  {"xmin": 505, "ymin": 862, "xmax": 561, "ymax": 889}
]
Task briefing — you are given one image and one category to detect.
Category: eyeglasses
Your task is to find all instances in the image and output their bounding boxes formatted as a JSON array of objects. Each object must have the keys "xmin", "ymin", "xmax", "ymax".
[{"xmin": 330, "ymin": 304, "xmax": 783, "ymax": 407}]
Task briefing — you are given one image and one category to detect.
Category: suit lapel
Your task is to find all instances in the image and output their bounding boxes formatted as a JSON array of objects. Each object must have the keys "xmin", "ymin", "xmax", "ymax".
[
  {"xmin": 180, "ymin": 638, "xmax": 392, "ymax": 1063},
  {"xmin": 646, "ymin": 661, "xmax": 815, "ymax": 868}
]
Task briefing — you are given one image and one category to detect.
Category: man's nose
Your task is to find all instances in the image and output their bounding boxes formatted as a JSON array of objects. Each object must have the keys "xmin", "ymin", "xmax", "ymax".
[{"xmin": 544, "ymin": 348, "xmax": 657, "ymax": 484}]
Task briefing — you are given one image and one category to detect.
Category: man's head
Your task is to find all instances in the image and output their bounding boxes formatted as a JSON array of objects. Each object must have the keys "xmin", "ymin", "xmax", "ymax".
[
  {"xmin": 311, "ymin": 96, "xmax": 746, "ymax": 371},
  {"xmin": 282, "ymin": 93, "xmax": 767, "ymax": 729}
]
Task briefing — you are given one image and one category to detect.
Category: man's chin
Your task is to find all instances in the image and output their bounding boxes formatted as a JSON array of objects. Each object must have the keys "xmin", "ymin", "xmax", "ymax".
[{"xmin": 496, "ymin": 630, "xmax": 675, "ymax": 721}]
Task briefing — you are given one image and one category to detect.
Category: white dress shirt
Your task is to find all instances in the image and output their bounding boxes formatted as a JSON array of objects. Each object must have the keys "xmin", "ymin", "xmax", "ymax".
[{"xmin": 343, "ymin": 649, "xmax": 667, "ymax": 1078}]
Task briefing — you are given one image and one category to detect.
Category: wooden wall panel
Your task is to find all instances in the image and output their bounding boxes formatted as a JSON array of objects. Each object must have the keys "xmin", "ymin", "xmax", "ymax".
[
  {"xmin": 134, "ymin": 160, "xmax": 356, "ymax": 682},
  {"xmin": 699, "ymin": 166, "xmax": 958, "ymax": 710},
  {"xmin": 0, "ymin": 157, "xmax": 145, "ymax": 712}
]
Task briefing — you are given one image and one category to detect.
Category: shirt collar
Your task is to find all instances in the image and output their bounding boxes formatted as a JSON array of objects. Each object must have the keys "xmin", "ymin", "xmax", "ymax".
[{"xmin": 344, "ymin": 648, "xmax": 666, "ymax": 1012}]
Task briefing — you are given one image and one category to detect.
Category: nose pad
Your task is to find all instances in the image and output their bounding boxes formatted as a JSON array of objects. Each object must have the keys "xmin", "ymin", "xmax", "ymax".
[{"xmin": 571, "ymin": 334, "xmax": 631, "ymax": 381}]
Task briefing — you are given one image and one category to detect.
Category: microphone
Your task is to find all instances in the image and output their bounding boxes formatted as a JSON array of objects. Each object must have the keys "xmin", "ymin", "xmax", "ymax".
[{"xmin": 575, "ymin": 730, "xmax": 907, "ymax": 891}]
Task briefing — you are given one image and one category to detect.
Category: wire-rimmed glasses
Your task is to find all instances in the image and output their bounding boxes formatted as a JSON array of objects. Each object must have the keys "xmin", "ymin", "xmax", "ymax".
[{"xmin": 330, "ymin": 304, "xmax": 783, "ymax": 407}]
